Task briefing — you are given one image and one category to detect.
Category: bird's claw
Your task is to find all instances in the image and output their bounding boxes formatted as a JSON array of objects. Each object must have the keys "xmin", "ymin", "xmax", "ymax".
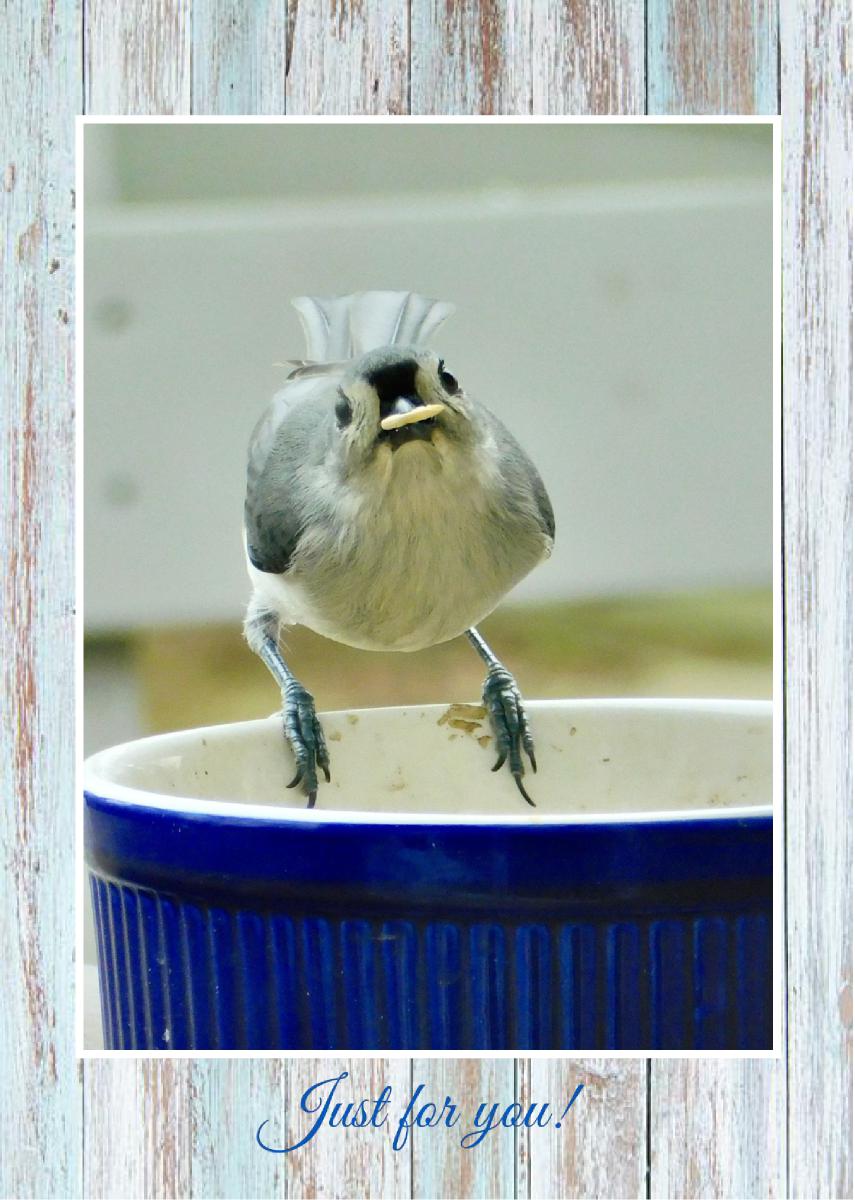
[
  {"xmin": 482, "ymin": 665, "xmax": 537, "ymax": 806},
  {"xmin": 281, "ymin": 683, "xmax": 330, "ymax": 808}
]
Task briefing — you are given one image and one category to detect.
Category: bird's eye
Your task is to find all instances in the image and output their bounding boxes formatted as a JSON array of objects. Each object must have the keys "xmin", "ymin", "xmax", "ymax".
[
  {"xmin": 437, "ymin": 359, "xmax": 459, "ymax": 394},
  {"xmin": 335, "ymin": 392, "xmax": 352, "ymax": 428}
]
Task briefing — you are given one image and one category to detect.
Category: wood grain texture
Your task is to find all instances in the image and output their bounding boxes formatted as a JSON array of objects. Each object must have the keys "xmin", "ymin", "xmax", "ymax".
[
  {"xmin": 284, "ymin": 1060, "xmax": 412, "ymax": 1198},
  {"xmin": 0, "ymin": 2, "xmax": 81, "ymax": 1198},
  {"xmin": 83, "ymin": 1061, "xmax": 193, "ymax": 1198},
  {"xmin": 83, "ymin": 1061, "xmax": 148, "ymax": 1198},
  {"xmin": 410, "ymin": 0, "xmax": 645, "ymax": 114},
  {"xmin": 191, "ymin": 0, "xmax": 287, "ymax": 114},
  {"xmin": 649, "ymin": 1062, "xmax": 786, "ymax": 1199},
  {"xmin": 411, "ymin": 1061, "xmax": 515, "ymax": 1199},
  {"xmin": 188, "ymin": 1061, "xmax": 285, "ymax": 1198},
  {"xmin": 3, "ymin": 2, "xmax": 848, "ymax": 1198},
  {"xmin": 647, "ymin": 0, "xmax": 779, "ymax": 114},
  {"xmin": 286, "ymin": 0, "xmax": 409, "ymax": 114},
  {"xmin": 85, "ymin": 0, "xmax": 192, "ymax": 114},
  {"xmin": 519, "ymin": 1059, "xmax": 647, "ymax": 1200},
  {"xmin": 644, "ymin": 9, "xmax": 789, "ymax": 1200},
  {"xmin": 781, "ymin": 1, "xmax": 853, "ymax": 1198}
]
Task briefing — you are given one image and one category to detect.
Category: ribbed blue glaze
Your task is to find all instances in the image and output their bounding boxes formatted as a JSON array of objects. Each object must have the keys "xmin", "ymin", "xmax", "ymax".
[{"xmin": 87, "ymin": 790, "xmax": 772, "ymax": 1049}]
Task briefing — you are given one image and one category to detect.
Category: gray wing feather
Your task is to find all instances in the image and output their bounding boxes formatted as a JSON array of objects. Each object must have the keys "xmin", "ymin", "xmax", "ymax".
[
  {"xmin": 479, "ymin": 405, "xmax": 555, "ymax": 546},
  {"xmin": 245, "ymin": 380, "xmax": 336, "ymax": 574},
  {"xmin": 530, "ymin": 469, "xmax": 556, "ymax": 543}
]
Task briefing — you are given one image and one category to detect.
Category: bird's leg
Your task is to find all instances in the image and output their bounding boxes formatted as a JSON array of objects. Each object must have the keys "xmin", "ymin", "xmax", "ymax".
[
  {"xmin": 465, "ymin": 627, "xmax": 536, "ymax": 807},
  {"xmin": 244, "ymin": 606, "xmax": 330, "ymax": 808}
]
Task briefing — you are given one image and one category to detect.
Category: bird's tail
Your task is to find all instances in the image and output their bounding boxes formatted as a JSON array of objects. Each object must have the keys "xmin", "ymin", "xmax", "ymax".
[{"xmin": 291, "ymin": 290, "xmax": 455, "ymax": 363}]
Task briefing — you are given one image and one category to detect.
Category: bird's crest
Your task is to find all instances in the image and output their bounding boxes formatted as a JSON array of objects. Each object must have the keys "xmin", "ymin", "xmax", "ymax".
[{"xmin": 291, "ymin": 290, "xmax": 455, "ymax": 365}]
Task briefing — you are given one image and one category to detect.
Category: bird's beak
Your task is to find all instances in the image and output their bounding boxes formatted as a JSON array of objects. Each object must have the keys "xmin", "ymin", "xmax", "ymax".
[{"xmin": 379, "ymin": 396, "xmax": 445, "ymax": 432}]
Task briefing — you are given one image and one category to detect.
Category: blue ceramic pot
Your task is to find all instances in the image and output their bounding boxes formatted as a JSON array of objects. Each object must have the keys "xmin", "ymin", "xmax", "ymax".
[{"xmin": 84, "ymin": 700, "xmax": 773, "ymax": 1051}]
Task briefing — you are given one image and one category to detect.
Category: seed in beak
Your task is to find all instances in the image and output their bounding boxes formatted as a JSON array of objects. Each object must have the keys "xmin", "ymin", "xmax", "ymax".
[{"xmin": 379, "ymin": 403, "xmax": 444, "ymax": 431}]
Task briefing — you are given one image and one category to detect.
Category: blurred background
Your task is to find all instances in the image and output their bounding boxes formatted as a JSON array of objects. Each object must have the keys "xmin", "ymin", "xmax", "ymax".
[{"xmin": 83, "ymin": 123, "xmax": 774, "ymax": 758}]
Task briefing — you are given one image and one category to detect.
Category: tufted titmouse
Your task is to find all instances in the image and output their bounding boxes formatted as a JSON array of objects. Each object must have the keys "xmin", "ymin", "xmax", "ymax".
[{"xmin": 244, "ymin": 291, "xmax": 554, "ymax": 807}]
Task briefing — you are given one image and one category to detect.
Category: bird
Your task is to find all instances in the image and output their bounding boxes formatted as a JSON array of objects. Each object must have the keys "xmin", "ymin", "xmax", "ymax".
[{"xmin": 243, "ymin": 290, "xmax": 554, "ymax": 808}]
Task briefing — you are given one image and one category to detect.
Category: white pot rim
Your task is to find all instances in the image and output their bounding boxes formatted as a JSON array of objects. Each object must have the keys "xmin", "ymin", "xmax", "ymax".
[{"xmin": 83, "ymin": 697, "xmax": 774, "ymax": 829}]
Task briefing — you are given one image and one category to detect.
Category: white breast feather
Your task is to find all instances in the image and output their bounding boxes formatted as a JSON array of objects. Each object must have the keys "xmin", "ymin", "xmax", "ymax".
[{"xmin": 246, "ymin": 433, "xmax": 547, "ymax": 652}]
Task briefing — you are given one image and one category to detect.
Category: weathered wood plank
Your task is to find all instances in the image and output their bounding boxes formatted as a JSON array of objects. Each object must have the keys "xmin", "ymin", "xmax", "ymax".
[
  {"xmin": 649, "ymin": 1062, "xmax": 785, "ymax": 1198},
  {"xmin": 85, "ymin": 0, "xmax": 192, "ymax": 114},
  {"xmin": 781, "ymin": 1, "xmax": 853, "ymax": 1198},
  {"xmin": 513, "ymin": 1059, "xmax": 531, "ymax": 1199},
  {"xmin": 644, "ymin": 14, "xmax": 789, "ymax": 1199},
  {"xmin": 411, "ymin": 0, "xmax": 645, "ymax": 114},
  {"xmin": 83, "ymin": 1061, "xmax": 193, "ymax": 1198},
  {"xmin": 188, "ymin": 1061, "xmax": 286, "ymax": 1198},
  {"xmin": 191, "ymin": 0, "xmax": 287, "ymax": 114},
  {"xmin": 83, "ymin": 1061, "xmax": 148, "ymax": 1198},
  {"xmin": 56, "ymin": 6, "xmax": 843, "ymax": 1200},
  {"xmin": 284, "ymin": 1060, "xmax": 411, "ymax": 1198},
  {"xmin": 286, "ymin": 0, "xmax": 409, "ymax": 114},
  {"xmin": 521, "ymin": 1060, "xmax": 646, "ymax": 1199},
  {"xmin": 412, "ymin": 1060, "xmax": 516, "ymax": 1199},
  {"xmin": 0, "ymin": 2, "xmax": 82, "ymax": 1198},
  {"xmin": 647, "ymin": 0, "xmax": 779, "ymax": 114}
]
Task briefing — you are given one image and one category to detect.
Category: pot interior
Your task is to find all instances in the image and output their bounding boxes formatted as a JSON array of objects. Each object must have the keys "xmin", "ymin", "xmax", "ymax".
[{"xmin": 84, "ymin": 700, "xmax": 773, "ymax": 821}]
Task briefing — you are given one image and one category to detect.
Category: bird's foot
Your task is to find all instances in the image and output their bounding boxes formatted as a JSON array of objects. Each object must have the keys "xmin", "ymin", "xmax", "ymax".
[
  {"xmin": 482, "ymin": 665, "xmax": 537, "ymax": 806},
  {"xmin": 281, "ymin": 683, "xmax": 330, "ymax": 808}
]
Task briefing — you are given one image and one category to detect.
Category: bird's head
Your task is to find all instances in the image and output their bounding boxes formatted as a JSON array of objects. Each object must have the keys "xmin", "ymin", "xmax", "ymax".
[{"xmin": 333, "ymin": 346, "xmax": 472, "ymax": 464}]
